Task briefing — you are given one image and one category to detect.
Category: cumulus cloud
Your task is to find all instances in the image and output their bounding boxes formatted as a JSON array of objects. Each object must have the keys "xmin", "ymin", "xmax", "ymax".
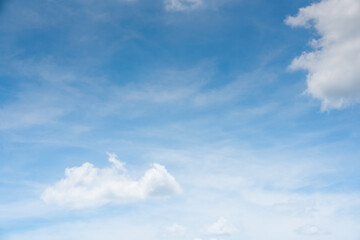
[
  {"xmin": 164, "ymin": 0, "xmax": 203, "ymax": 11},
  {"xmin": 286, "ymin": 0, "xmax": 360, "ymax": 109},
  {"xmin": 41, "ymin": 154, "xmax": 182, "ymax": 208},
  {"xmin": 202, "ymin": 217, "xmax": 236, "ymax": 236}
]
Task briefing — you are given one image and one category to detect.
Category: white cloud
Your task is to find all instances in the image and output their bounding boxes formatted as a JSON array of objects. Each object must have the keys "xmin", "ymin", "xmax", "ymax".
[
  {"xmin": 41, "ymin": 154, "xmax": 182, "ymax": 208},
  {"xmin": 296, "ymin": 225, "xmax": 321, "ymax": 236},
  {"xmin": 202, "ymin": 217, "xmax": 236, "ymax": 236},
  {"xmin": 164, "ymin": 0, "xmax": 203, "ymax": 11},
  {"xmin": 286, "ymin": 0, "xmax": 360, "ymax": 110},
  {"xmin": 106, "ymin": 152, "xmax": 126, "ymax": 172},
  {"xmin": 163, "ymin": 223, "xmax": 187, "ymax": 237},
  {"xmin": 6, "ymin": 146, "xmax": 360, "ymax": 240}
]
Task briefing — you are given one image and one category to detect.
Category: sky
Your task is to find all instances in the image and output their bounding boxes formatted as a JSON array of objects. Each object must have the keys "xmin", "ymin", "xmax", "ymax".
[{"xmin": 1, "ymin": 0, "xmax": 360, "ymax": 239}]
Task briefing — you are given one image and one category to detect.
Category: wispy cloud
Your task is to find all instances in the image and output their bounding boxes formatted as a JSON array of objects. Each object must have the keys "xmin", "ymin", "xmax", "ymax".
[
  {"xmin": 164, "ymin": 0, "xmax": 203, "ymax": 11},
  {"xmin": 163, "ymin": 223, "xmax": 187, "ymax": 237},
  {"xmin": 202, "ymin": 217, "xmax": 236, "ymax": 236},
  {"xmin": 0, "ymin": 60, "xmax": 247, "ymax": 131},
  {"xmin": 296, "ymin": 225, "xmax": 322, "ymax": 236}
]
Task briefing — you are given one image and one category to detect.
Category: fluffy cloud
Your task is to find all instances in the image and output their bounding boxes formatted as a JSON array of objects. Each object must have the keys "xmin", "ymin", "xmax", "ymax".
[
  {"xmin": 202, "ymin": 217, "xmax": 236, "ymax": 236},
  {"xmin": 41, "ymin": 153, "xmax": 182, "ymax": 208},
  {"xmin": 164, "ymin": 0, "xmax": 203, "ymax": 11},
  {"xmin": 286, "ymin": 0, "xmax": 360, "ymax": 109}
]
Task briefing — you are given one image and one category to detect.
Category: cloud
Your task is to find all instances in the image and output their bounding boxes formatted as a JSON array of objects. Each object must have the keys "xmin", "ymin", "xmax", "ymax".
[
  {"xmin": 286, "ymin": 0, "xmax": 360, "ymax": 110},
  {"xmin": 296, "ymin": 225, "xmax": 321, "ymax": 236},
  {"xmin": 163, "ymin": 223, "xmax": 187, "ymax": 237},
  {"xmin": 164, "ymin": 0, "xmax": 203, "ymax": 11},
  {"xmin": 202, "ymin": 217, "xmax": 236, "ymax": 236},
  {"xmin": 0, "ymin": 60, "xmax": 246, "ymax": 132},
  {"xmin": 41, "ymin": 153, "xmax": 182, "ymax": 208},
  {"xmin": 107, "ymin": 152, "xmax": 126, "ymax": 172}
]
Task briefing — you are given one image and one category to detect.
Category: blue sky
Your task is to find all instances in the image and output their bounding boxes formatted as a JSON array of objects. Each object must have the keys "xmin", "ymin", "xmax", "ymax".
[{"xmin": 1, "ymin": 0, "xmax": 360, "ymax": 239}]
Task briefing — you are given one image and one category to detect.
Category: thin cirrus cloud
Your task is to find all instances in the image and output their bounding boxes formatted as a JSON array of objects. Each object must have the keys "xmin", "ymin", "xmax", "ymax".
[
  {"xmin": 161, "ymin": 218, "xmax": 236, "ymax": 240},
  {"xmin": 163, "ymin": 223, "xmax": 187, "ymax": 237},
  {"xmin": 296, "ymin": 225, "xmax": 321, "ymax": 236},
  {"xmin": 164, "ymin": 0, "xmax": 203, "ymax": 11},
  {"xmin": 202, "ymin": 217, "xmax": 236, "ymax": 236},
  {"xmin": 286, "ymin": 0, "xmax": 360, "ymax": 110},
  {"xmin": 41, "ymin": 153, "xmax": 182, "ymax": 208}
]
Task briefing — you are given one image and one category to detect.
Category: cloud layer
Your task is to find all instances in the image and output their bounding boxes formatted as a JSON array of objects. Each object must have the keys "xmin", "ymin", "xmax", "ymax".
[
  {"xmin": 286, "ymin": 0, "xmax": 360, "ymax": 109},
  {"xmin": 41, "ymin": 154, "xmax": 182, "ymax": 208}
]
